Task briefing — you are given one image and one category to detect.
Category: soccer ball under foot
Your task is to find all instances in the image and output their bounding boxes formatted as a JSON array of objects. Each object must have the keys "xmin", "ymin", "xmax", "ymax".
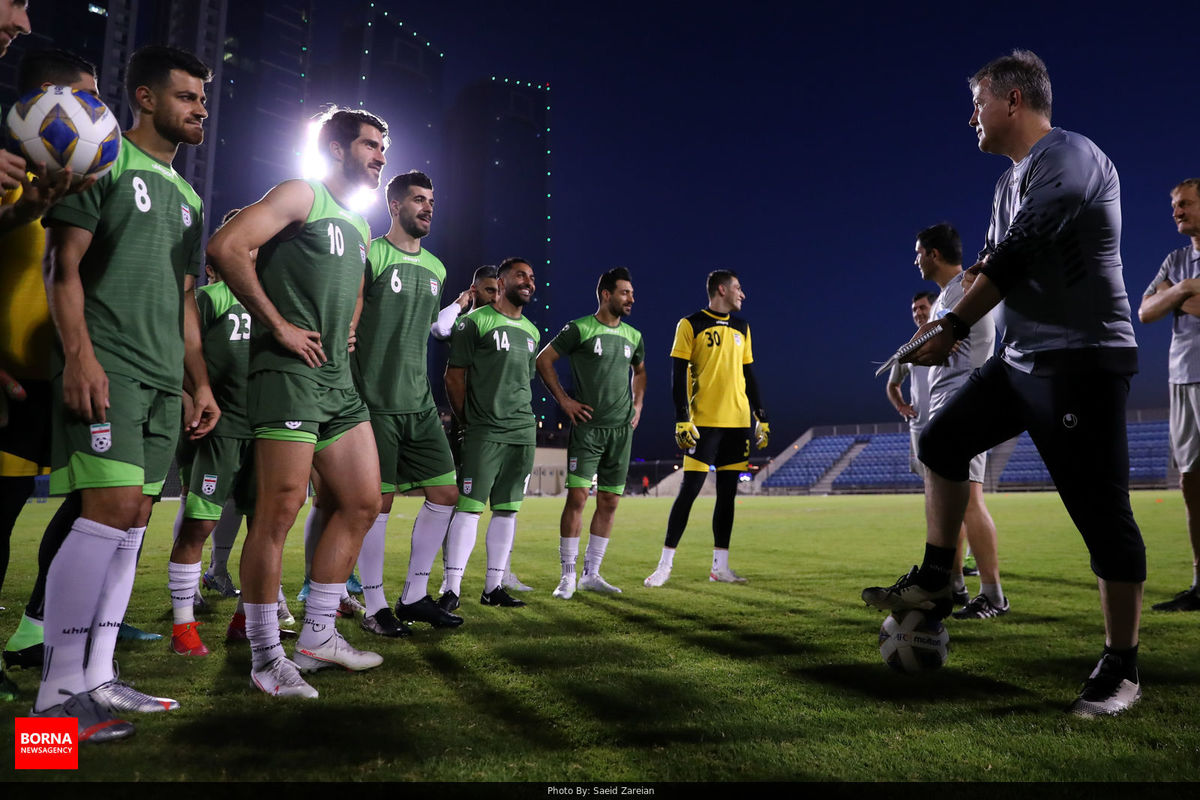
[{"xmin": 878, "ymin": 609, "xmax": 949, "ymax": 673}]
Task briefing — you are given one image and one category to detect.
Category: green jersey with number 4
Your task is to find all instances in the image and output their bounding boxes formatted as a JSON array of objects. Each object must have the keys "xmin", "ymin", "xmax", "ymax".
[
  {"xmin": 352, "ymin": 238, "xmax": 446, "ymax": 413},
  {"xmin": 197, "ymin": 282, "xmax": 251, "ymax": 438},
  {"xmin": 43, "ymin": 137, "xmax": 203, "ymax": 394},
  {"xmin": 448, "ymin": 305, "xmax": 540, "ymax": 444},
  {"xmin": 549, "ymin": 315, "xmax": 645, "ymax": 428},
  {"xmin": 250, "ymin": 180, "xmax": 370, "ymax": 390}
]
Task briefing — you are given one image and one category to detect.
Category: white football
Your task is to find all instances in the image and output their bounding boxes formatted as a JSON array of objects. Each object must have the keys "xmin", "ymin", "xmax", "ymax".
[
  {"xmin": 4, "ymin": 85, "xmax": 121, "ymax": 179},
  {"xmin": 878, "ymin": 609, "xmax": 949, "ymax": 673}
]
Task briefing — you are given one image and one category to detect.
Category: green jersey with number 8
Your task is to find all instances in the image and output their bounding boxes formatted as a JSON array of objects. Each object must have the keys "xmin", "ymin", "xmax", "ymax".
[
  {"xmin": 249, "ymin": 179, "xmax": 371, "ymax": 390},
  {"xmin": 43, "ymin": 137, "xmax": 203, "ymax": 395}
]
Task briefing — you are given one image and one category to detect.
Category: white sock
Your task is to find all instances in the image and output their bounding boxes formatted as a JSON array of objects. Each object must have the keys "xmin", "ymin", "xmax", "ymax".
[
  {"xmin": 443, "ymin": 511, "xmax": 480, "ymax": 595},
  {"xmin": 401, "ymin": 501, "xmax": 454, "ymax": 605},
  {"xmin": 504, "ymin": 546, "xmax": 514, "ymax": 577},
  {"xmin": 35, "ymin": 517, "xmax": 124, "ymax": 712},
  {"xmin": 1192, "ymin": 565, "xmax": 1199, "ymax": 590},
  {"xmin": 209, "ymin": 500, "xmax": 242, "ymax": 576},
  {"xmin": 981, "ymin": 582, "xmax": 1005, "ymax": 606},
  {"xmin": 583, "ymin": 536, "xmax": 609, "ymax": 576},
  {"xmin": 712, "ymin": 548, "xmax": 729, "ymax": 572},
  {"xmin": 303, "ymin": 503, "xmax": 326, "ymax": 579},
  {"xmin": 484, "ymin": 513, "xmax": 517, "ymax": 593},
  {"xmin": 559, "ymin": 537, "xmax": 579, "ymax": 577},
  {"xmin": 84, "ymin": 525, "xmax": 145, "ymax": 689},
  {"xmin": 952, "ymin": 572, "xmax": 967, "ymax": 594},
  {"xmin": 298, "ymin": 580, "xmax": 341, "ymax": 651},
  {"xmin": 245, "ymin": 602, "xmax": 282, "ymax": 669},
  {"xmin": 358, "ymin": 512, "xmax": 390, "ymax": 615},
  {"xmin": 168, "ymin": 560, "xmax": 202, "ymax": 625},
  {"xmin": 276, "ymin": 584, "xmax": 287, "ymax": 606},
  {"xmin": 658, "ymin": 546, "xmax": 676, "ymax": 569}
]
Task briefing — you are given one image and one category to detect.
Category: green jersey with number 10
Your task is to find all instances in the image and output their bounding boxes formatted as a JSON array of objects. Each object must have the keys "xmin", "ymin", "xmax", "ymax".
[
  {"xmin": 43, "ymin": 137, "xmax": 203, "ymax": 395},
  {"xmin": 250, "ymin": 179, "xmax": 371, "ymax": 390}
]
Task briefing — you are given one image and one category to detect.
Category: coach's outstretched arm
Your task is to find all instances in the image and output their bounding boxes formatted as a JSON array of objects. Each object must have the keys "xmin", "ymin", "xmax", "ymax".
[{"xmin": 207, "ymin": 180, "xmax": 327, "ymax": 369}]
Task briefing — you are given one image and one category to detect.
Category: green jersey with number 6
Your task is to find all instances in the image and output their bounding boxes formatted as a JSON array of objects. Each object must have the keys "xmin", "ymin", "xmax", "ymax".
[
  {"xmin": 549, "ymin": 315, "xmax": 645, "ymax": 428},
  {"xmin": 43, "ymin": 137, "xmax": 203, "ymax": 395},
  {"xmin": 250, "ymin": 179, "xmax": 371, "ymax": 390},
  {"xmin": 352, "ymin": 238, "xmax": 446, "ymax": 414},
  {"xmin": 197, "ymin": 282, "xmax": 251, "ymax": 438},
  {"xmin": 447, "ymin": 305, "xmax": 540, "ymax": 444}
]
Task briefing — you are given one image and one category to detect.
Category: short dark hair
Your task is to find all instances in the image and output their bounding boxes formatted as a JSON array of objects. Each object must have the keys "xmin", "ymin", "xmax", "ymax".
[
  {"xmin": 596, "ymin": 267, "xmax": 632, "ymax": 301},
  {"xmin": 472, "ymin": 265, "xmax": 497, "ymax": 283},
  {"xmin": 1172, "ymin": 178, "xmax": 1200, "ymax": 197},
  {"xmin": 912, "ymin": 291, "xmax": 938, "ymax": 305},
  {"xmin": 969, "ymin": 49, "xmax": 1052, "ymax": 118},
  {"xmin": 497, "ymin": 257, "xmax": 529, "ymax": 279},
  {"xmin": 385, "ymin": 170, "xmax": 432, "ymax": 204},
  {"xmin": 17, "ymin": 49, "xmax": 96, "ymax": 95},
  {"xmin": 316, "ymin": 106, "xmax": 388, "ymax": 157},
  {"xmin": 706, "ymin": 269, "xmax": 737, "ymax": 298},
  {"xmin": 916, "ymin": 223, "xmax": 963, "ymax": 265},
  {"xmin": 125, "ymin": 45, "xmax": 211, "ymax": 108}
]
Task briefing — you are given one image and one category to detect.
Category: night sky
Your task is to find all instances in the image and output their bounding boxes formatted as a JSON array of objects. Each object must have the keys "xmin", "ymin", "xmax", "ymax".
[{"xmin": 387, "ymin": 2, "xmax": 1199, "ymax": 460}]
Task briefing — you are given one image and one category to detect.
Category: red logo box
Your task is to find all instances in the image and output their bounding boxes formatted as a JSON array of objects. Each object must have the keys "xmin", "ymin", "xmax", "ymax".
[{"xmin": 14, "ymin": 717, "xmax": 78, "ymax": 770}]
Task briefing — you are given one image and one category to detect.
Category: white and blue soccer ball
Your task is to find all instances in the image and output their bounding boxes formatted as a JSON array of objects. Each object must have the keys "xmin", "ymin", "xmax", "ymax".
[
  {"xmin": 4, "ymin": 85, "xmax": 121, "ymax": 180},
  {"xmin": 878, "ymin": 609, "xmax": 950, "ymax": 673}
]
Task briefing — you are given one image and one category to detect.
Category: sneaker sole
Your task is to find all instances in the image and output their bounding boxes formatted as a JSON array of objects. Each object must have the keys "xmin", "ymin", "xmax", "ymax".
[{"xmin": 293, "ymin": 650, "xmax": 383, "ymax": 673}]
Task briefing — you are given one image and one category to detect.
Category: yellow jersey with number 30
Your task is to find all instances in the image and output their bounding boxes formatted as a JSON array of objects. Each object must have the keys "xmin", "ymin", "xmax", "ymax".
[{"xmin": 670, "ymin": 308, "xmax": 753, "ymax": 428}]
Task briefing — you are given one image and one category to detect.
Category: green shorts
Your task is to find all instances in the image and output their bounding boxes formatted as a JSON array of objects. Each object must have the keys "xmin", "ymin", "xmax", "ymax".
[
  {"xmin": 566, "ymin": 424, "xmax": 632, "ymax": 494},
  {"xmin": 180, "ymin": 435, "xmax": 256, "ymax": 519},
  {"xmin": 456, "ymin": 435, "xmax": 535, "ymax": 513},
  {"xmin": 50, "ymin": 372, "xmax": 181, "ymax": 496},
  {"xmin": 248, "ymin": 370, "xmax": 369, "ymax": 451},
  {"xmin": 372, "ymin": 406, "xmax": 456, "ymax": 494}
]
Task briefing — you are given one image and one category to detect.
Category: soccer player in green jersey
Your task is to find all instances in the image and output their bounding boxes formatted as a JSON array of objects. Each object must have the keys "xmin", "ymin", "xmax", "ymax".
[
  {"xmin": 334, "ymin": 169, "xmax": 463, "ymax": 631},
  {"xmin": 208, "ymin": 107, "xmax": 388, "ymax": 699},
  {"xmin": 537, "ymin": 268, "xmax": 646, "ymax": 599},
  {"xmin": 33, "ymin": 45, "xmax": 217, "ymax": 741},
  {"xmin": 442, "ymin": 258, "xmax": 540, "ymax": 611}
]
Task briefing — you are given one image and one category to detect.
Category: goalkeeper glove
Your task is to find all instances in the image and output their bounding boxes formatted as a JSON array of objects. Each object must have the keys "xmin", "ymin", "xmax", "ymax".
[
  {"xmin": 675, "ymin": 421, "xmax": 699, "ymax": 450},
  {"xmin": 754, "ymin": 421, "xmax": 770, "ymax": 450}
]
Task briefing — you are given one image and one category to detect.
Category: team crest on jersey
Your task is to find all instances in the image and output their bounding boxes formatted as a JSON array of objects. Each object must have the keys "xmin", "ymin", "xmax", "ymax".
[
  {"xmin": 733, "ymin": 332, "xmax": 742, "ymax": 346},
  {"xmin": 89, "ymin": 423, "xmax": 112, "ymax": 453},
  {"xmin": 284, "ymin": 421, "xmax": 303, "ymax": 430},
  {"xmin": 624, "ymin": 344, "xmax": 631, "ymax": 358},
  {"xmin": 462, "ymin": 478, "xmax": 473, "ymax": 494},
  {"xmin": 359, "ymin": 242, "xmax": 367, "ymax": 264},
  {"xmin": 568, "ymin": 457, "xmax": 578, "ymax": 472},
  {"xmin": 429, "ymin": 278, "xmax": 439, "ymax": 295},
  {"xmin": 201, "ymin": 474, "xmax": 218, "ymax": 496},
  {"xmin": 180, "ymin": 204, "xmax": 192, "ymax": 227},
  {"xmin": 527, "ymin": 337, "xmax": 535, "ymax": 352}
]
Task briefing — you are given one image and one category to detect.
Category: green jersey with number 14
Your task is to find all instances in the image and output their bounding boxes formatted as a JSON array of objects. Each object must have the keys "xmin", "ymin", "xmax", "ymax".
[
  {"xmin": 249, "ymin": 179, "xmax": 371, "ymax": 390},
  {"xmin": 352, "ymin": 238, "xmax": 446, "ymax": 414},
  {"xmin": 43, "ymin": 137, "xmax": 203, "ymax": 395},
  {"xmin": 447, "ymin": 305, "xmax": 540, "ymax": 444}
]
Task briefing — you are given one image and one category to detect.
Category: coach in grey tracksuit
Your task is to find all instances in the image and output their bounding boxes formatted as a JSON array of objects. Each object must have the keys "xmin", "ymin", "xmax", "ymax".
[{"xmin": 896, "ymin": 50, "xmax": 1144, "ymax": 716}]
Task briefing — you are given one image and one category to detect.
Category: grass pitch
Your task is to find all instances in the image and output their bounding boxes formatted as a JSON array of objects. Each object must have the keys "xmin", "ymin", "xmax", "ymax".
[{"xmin": 1, "ymin": 490, "xmax": 1199, "ymax": 782}]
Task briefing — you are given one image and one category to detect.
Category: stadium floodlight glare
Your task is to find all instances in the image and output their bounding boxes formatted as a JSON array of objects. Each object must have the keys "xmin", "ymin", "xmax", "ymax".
[
  {"xmin": 346, "ymin": 186, "xmax": 377, "ymax": 213},
  {"xmin": 299, "ymin": 120, "xmax": 327, "ymax": 180}
]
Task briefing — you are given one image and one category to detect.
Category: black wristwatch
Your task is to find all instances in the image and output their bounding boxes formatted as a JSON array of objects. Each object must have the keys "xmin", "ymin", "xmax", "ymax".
[{"xmin": 943, "ymin": 311, "xmax": 970, "ymax": 341}]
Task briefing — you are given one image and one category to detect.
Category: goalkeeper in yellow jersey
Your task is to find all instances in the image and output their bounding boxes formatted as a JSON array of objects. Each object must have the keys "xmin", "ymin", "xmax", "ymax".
[{"xmin": 644, "ymin": 270, "xmax": 768, "ymax": 587}]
